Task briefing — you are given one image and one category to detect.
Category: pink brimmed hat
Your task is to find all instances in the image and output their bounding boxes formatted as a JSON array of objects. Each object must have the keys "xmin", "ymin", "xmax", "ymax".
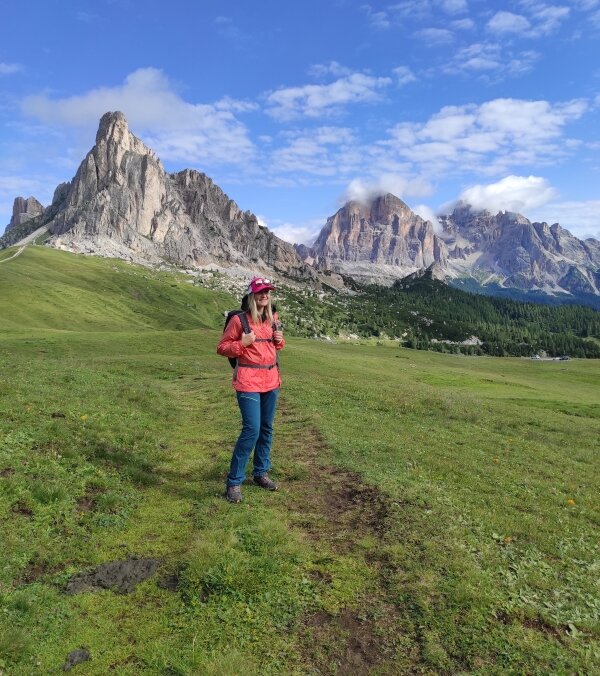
[{"xmin": 248, "ymin": 276, "xmax": 276, "ymax": 295}]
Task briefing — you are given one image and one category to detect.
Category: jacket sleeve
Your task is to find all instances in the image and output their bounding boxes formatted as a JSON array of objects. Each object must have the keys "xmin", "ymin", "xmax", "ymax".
[
  {"xmin": 274, "ymin": 312, "xmax": 285, "ymax": 351},
  {"xmin": 217, "ymin": 315, "xmax": 246, "ymax": 358}
]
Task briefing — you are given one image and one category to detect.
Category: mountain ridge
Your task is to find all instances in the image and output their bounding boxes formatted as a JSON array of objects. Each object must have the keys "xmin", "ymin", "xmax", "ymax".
[
  {"xmin": 1, "ymin": 111, "xmax": 328, "ymax": 286},
  {"xmin": 296, "ymin": 195, "xmax": 600, "ymax": 299},
  {"xmin": 1, "ymin": 110, "xmax": 599, "ymax": 302}
]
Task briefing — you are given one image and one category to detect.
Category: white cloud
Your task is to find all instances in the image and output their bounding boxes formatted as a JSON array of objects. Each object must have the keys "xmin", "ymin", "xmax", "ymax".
[
  {"xmin": 361, "ymin": 5, "xmax": 392, "ymax": 29},
  {"xmin": 533, "ymin": 5, "xmax": 570, "ymax": 34},
  {"xmin": 531, "ymin": 200, "xmax": 600, "ymax": 240},
  {"xmin": 565, "ymin": 0, "xmax": 598, "ymax": 9},
  {"xmin": 442, "ymin": 42, "xmax": 539, "ymax": 79},
  {"xmin": 214, "ymin": 96, "xmax": 258, "ymax": 113},
  {"xmin": 415, "ymin": 27, "xmax": 455, "ymax": 44},
  {"xmin": 457, "ymin": 175, "xmax": 558, "ymax": 213},
  {"xmin": 308, "ymin": 61, "xmax": 352, "ymax": 79},
  {"xmin": 259, "ymin": 214, "xmax": 325, "ymax": 245},
  {"xmin": 412, "ymin": 203, "xmax": 442, "ymax": 231},
  {"xmin": 342, "ymin": 174, "xmax": 434, "ymax": 203},
  {"xmin": 270, "ymin": 127, "xmax": 358, "ymax": 176},
  {"xmin": 438, "ymin": 0, "xmax": 468, "ymax": 14},
  {"xmin": 441, "ymin": 43, "xmax": 539, "ymax": 78},
  {"xmin": 265, "ymin": 73, "xmax": 392, "ymax": 121},
  {"xmin": 487, "ymin": 11, "xmax": 532, "ymax": 34},
  {"xmin": 384, "ymin": 98, "xmax": 587, "ymax": 175},
  {"xmin": 393, "ymin": 66, "xmax": 417, "ymax": 85},
  {"xmin": 0, "ymin": 62, "xmax": 22, "ymax": 75},
  {"xmin": 442, "ymin": 43, "xmax": 502, "ymax": 73},
  {"xmin": 451, "ymin": 18, "xmax": 475, "ymax": 29},
  {"xmin": 389, "ymin": 1, "xmax": 432, "ymax": 20},
  {"xmin": 488, "ymin": 5, "xmax": 570, "ymax": 37},
  {"xmin": 21, "ymin": 68, "xmax": 255, "ymax": 166}
]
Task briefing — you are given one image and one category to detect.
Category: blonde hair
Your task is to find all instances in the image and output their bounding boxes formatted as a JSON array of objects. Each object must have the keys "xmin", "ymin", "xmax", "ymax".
[{"xmin": 248, "ymin": 293, "xmax": 273, "ymax": 325}]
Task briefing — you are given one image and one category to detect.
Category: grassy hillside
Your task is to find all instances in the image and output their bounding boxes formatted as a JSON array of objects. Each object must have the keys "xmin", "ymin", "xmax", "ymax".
[
  {"xmin": 0, "ymin": 248, "xmax": 598, "ymax": 674},
  {"xmin": 0, "ymin": 246, "xmax": 229, "ymax": 332}
]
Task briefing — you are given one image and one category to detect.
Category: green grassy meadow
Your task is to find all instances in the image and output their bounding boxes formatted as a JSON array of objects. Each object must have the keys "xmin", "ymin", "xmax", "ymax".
[{"xmin": 1, "ymin": 247, "xmax": 599, "ymax": 674}]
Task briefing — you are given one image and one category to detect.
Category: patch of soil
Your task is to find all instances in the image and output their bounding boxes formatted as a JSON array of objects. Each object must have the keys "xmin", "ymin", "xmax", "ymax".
[
  {"xmin": 304, "ymin": 609, "xmax": 389, "ymax": 675},
  {"xmin": 51, "ymin": 411, "xmax": 66, "ymax": 419},
  {"xmin": 11, "ymin": 499, "xmax": 33, "ymax": 517},
  {"xmin": 282, "ymin": 418, "xmax": 390, "ymax": 552},
  {"xmin": 20, "ymin": 561, "xmax": 65, "ymax": 584},
  {"xmin": 157, "ymin": 570, "xmax": 181, "ymax": 592},
  {"xmin": 0, "ymin": 467, "xmax": 15, "ymax": 477},
  {"xmin": 108, "ymin": 655, "xmax": 145, "ymax": 671},
  {"xmin": 522, "ymin": 616, "xmax": 565, "ymax": 641},
  {"xmin": 66, "ymin": 558, "xmax": 160, "ymax": 595},
  {"xmin": 62, "ymin": 648, "xmax": 90, "ymax": 671},
  {"xmin": 75, "ymin": 486, "xmax": 106, "ymax": 513},
  {"xmin": 495, "ymin": 610, "xmax": 565, "ymax": 643},
  {"xmin": 307, "ymin": 569, "xmax": 333, "ymax": 584},
  {"xmin": 495, "ymin": 609, "xmax": 511, "ymax": 624},
  {"xmin": 278, "ymin": 398, "xmax": 401, "ymax": 673}
]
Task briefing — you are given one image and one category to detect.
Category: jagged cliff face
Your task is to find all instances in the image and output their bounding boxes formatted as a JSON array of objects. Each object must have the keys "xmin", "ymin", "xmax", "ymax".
[
  {"xmin": 439, "ymin": 202, "xmax": 600, "ymax": 295},
  {"xmin": 45, "ymin": 111, "xmax": 309, "ymax": 277},
  {"xmin": 6, "ymin": 196, "xmax": 44, "ymax": 231},
  {"xmin": 308, "ymin": 193, "xmax": 447, "ymax": 283},
  {"xmin": 298, "ymin": 194, "xmax": 600, "ymax": 296}
]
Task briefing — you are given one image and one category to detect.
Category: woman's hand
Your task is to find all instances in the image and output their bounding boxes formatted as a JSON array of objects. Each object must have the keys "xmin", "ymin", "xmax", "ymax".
[
  {"xmin": 241, "ymin": 331, "xmax": 256, "ymax": 347},
  {"xmin": 273, "ymin": 330, "xmax": 283, "ymax": 344}
]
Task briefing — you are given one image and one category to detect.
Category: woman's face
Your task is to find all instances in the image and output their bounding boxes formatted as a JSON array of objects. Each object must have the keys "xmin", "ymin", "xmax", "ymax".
[{"xmin": 255, "ymin": 291, "xmax": 270, "ymax": 309}]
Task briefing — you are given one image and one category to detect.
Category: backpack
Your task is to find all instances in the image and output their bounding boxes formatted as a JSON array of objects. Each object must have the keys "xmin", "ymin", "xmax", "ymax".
[{"xmin": 223, "ymin": 295, "xmax": 279, "ymax": 368}]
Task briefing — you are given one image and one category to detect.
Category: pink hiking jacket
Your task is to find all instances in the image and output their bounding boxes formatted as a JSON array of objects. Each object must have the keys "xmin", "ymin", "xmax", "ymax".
[{"xmin": 217, "ymin": 312, "xmax": 284, "ymax": 392}]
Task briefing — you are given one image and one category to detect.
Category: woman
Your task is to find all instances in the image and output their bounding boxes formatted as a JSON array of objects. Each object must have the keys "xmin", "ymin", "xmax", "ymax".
[{"xmin": 217, "ymin": 276, "xmax": 285, "ymax": 503}]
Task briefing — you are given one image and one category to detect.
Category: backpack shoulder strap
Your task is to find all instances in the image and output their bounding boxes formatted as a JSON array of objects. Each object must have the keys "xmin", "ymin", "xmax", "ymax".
[
  {"xmin": 238, "ymin": 311, "xmax": 251, "ymax": 334},
  {"xmin": 224, "ymin": 310, "xmax": 251, "ymax": 334}
]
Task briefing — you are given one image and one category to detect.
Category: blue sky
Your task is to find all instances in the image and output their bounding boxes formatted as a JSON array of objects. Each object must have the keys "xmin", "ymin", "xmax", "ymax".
[{"xmin": 1, "ymin": 0, "xmax": 600, "ymax": 242}]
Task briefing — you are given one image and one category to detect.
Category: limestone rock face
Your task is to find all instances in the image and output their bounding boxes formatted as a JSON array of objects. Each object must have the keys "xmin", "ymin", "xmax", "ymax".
[
  {"xmin": 7, "ymin": 196, "xmax": 44, "ymax": 231},
  {"xmin": 307, "ymin": 193, "xmax": 447, "ymax": 283},
  {"xmin": 298, "ymin": 194, "xmax": 600, "ymax": 296},
  {"xmin": 45, "ymin": 111, "xmax": 310, "ymax": 277},
  {"xmin": 439, "ymin": 202, "xmax": 600, "ymax": 295}
]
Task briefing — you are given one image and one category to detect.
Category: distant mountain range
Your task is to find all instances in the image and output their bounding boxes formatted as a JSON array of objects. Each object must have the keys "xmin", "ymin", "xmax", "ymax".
[
  {"xmin": 2, "ymin": 111, "xmax": 599, "ymax": 305},
  {"xmin": 297, "ymin": 193, "xmax": 600, "ymax": 300}
]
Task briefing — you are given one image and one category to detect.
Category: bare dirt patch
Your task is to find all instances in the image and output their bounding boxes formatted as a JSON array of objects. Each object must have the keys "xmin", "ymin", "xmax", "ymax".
[
  {"xmin": 278, "ymin": 398, "xmax": 401, "ymax": 673},
  {"xmin": 17, "ymin": 557, "xmax": 66, "ymax": 585},
  {"xmin": 496, "ymin": 610, "xmax": 566, "ymax": 644},
  {"xmin": 522, "ymin": 616, "xmax": 566, "ymax": 642},
  {"xmin": 305, "ymin": 609, "xmax": 385, "ymax": 675},
  {"xmin": 66, "ymin": 558, "xmax": 160, "ymax": 595},
  {"xmin": 281, "ymin": 416, "xmax": 389, "ymax": 553},
  {"xmin": 11, "ymin": 499, "xmax": 33, "ymax": 517},
  {"xmin": 157, "ymin": 569, "xmax": 182, "ymax": 592},
  {"xmin": 75, "ymin": 486, "xmax": 106, "ymax": 513},
  {"xmin": 62, "ymin": 648, "xmax": 91, "ymax": 671}
]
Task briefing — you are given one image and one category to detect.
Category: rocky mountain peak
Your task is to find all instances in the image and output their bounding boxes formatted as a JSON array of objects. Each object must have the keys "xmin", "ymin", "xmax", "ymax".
[
  {"xmin": 440, "ymin": 202, "xmax": 600, "ymax": 296},
  {"xmin": 6, "ymin": 196, "xmax": 44, "ymax": 231},
  {"xmin": 96, "ymin": 110, "xmax": 128, "ymax": 144},
  {"xmin": 37, "ymin": 111, "xmax": 317, "ymax": 281},
  {"xmin": 304, "ymin": 191, "xmax": 447, "ymax": 284}
]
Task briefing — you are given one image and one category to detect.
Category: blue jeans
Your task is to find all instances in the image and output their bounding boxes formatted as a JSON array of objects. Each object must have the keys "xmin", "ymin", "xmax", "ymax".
[{"xmin": 227, "ymin": 389, "xmax": 279, "ymax": 486}]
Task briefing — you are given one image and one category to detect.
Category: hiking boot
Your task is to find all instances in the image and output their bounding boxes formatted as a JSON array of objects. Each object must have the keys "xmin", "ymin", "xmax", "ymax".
[
  {"xmin": 226, "ymin": 485, "xmax": 243, "ymax": 503},
  {"xmin": 253, "ymin": 474, "xmax": 278, "ymax": 491}
]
